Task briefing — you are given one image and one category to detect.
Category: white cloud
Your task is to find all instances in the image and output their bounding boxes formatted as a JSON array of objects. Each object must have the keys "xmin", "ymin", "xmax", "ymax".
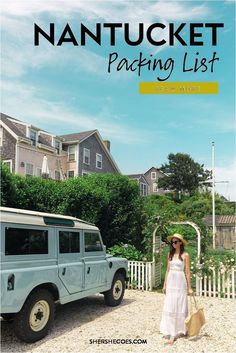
[
  {"xmin": 1, "ymin": 0, "xmax": 212, "ymax": 78},
  {"xmin": 215, "ymin": 159, "xmax": 236, "ymax": 201},
  {"xmin": 1, "ymin": 24, "xmax": 107, "ymax": 78},
  {"xmin": 2, "ymin": 1, "xmax": 210, "ymax": 21},
  {"xmin": 205, "ymin": 158, "xmax": 236, "ymax": 201},
  {"xmin": 1, "ymin": 80, "xmax": 148, "ymax": 145}
]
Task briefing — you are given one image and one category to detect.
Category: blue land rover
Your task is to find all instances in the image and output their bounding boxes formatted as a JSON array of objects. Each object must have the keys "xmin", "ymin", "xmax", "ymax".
[{"xmin": 0, "ymin": 207, "xmax": 128, "ymax": 343}]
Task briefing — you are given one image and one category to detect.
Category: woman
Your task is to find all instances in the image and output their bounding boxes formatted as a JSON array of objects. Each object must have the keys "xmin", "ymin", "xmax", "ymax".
[{"xmin": 159, "ymin": 233, "xmax": 193, "ymax": 345}]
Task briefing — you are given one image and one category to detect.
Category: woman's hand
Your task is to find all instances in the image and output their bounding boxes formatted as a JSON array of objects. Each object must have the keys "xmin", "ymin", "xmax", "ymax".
[
  {"xmin": 162, "ymin": 286, "xmax": 166, "ymax": 294},
  {"xmin": 188, "ymin": 288, "xmax": 193, "ymax": 296}
]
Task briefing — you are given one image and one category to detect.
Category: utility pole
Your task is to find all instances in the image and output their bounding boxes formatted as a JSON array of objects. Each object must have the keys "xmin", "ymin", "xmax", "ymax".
[
  {"xmin": 212, "ymin": 142, "xmax": 216, "ymax": 249},
  {"xmin": 199, "ymin": 142, "xmax": 229, "ymax": 250}
]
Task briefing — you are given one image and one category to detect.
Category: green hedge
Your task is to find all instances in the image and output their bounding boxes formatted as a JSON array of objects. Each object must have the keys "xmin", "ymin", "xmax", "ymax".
[{"xmin": 0, "ymin": 165, "xmax": 145, "ymax": 250}]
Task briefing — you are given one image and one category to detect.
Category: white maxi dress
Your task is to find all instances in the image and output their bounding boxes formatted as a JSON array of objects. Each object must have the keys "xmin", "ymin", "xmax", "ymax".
[{"xmin": 159, "ymin": 257, "xmax": 188, "ymax": 338}]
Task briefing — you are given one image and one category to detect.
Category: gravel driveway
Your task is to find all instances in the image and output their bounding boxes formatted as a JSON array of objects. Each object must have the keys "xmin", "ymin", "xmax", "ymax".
[{"xmin": 1, "ymin": 290, "xmax": 235, "ymax": 353}]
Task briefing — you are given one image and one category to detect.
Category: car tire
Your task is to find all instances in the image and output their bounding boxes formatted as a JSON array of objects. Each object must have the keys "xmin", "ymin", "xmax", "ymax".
[
  {"xmin": 104, "ymin": 273, "xmax": 125, "ymax": 307},
  {"xmin": 13, "ymin": 289, "xmax": 55, "ymax": 343}
]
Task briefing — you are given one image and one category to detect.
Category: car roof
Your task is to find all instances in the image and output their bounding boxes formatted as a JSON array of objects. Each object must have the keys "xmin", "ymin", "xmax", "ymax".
[{"xmin": 0, "ymin": 207, "xmax": 98, "ymax": 231}]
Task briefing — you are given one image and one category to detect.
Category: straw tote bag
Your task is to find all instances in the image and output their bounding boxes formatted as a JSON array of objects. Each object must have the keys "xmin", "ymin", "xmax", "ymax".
[{"xmin": 185, "ymin": 292, "xmax": 206, "ymax": 337}]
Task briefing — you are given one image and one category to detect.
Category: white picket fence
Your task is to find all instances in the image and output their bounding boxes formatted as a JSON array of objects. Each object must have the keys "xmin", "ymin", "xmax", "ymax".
[
  {"xmin": 196, "ymin": 266, "xmax": 236, "ymax": 299},
  {"xmin": 127, "ymin": 261, "xmax": 154, "ymax": 291},
  {"xmin": 127, "ymin": 261, "xmax": 236, "ymax": 299}
]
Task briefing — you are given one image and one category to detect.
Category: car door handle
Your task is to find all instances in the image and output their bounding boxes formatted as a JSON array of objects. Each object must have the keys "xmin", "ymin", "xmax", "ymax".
[
  {"xmin": 87, "ymin": 267, "xmax": 90, "ymax": 274},
  {"xmin": 62, "ymin": 268, "xmax": 66, "ymax": 276}
]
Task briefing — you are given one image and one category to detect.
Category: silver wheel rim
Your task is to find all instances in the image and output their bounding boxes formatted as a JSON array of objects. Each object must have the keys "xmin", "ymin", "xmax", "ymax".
[
  {"xmin": 113, "ymin": 279, "xmax": 123, "ymax": 300},
  {"xmin": 29, "ymin": 300, "xmax": 50, "ymax": 332}
]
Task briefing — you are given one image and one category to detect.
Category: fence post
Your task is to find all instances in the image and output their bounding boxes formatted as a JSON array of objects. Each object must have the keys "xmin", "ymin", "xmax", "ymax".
[
  {"xmin": 145, "ymin": 262, "xmax": 148, "ymax": 291},
  {"xmin": 232, "ymin": 268, "xmax": 235, "ymax": 299},
  {"xmin": 149, "ymin": 263, "xmax": 153, "ymax": 291},
  {"xmin": 222, "ymin": 272, "xmax": 225, "ymax": 298},
  {"xmin": 208, "ymin": 275, "xmax": 212, "ymax": 297},
  {"xmin": 226, "ymin": 272, "xmax": 230, "ymax": 299},
  {"xmin": 204, "ymin": 275, "xmax": 207, "ymax": 297},
  {"xmin": 135, "ymin": 261, "xmax": 138, "ymax": 289},
  {"xmin": 217, "ymin": 269, "xmax": 221, "ymax": 298},
  {"xmin": 213, "ymin": 268, "xmax": 216, "ymax": 298},
  {"xmin": 141, "ymin": 262, "xmax": 145, "ymax": 291},
  {"xmin": 195, "ymin": 275, "xmax": 199, "ymax": 296}
]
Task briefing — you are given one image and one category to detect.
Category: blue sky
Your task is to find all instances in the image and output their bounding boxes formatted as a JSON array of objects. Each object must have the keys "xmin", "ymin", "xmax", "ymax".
[{"xmin": 1, "ymin": 0, "xmax": 235, "ymax": 199}]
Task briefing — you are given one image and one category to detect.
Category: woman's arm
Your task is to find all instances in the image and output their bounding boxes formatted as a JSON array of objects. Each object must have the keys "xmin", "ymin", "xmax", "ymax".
[
  {"xmin": 185, "ymin": 253, "xmax": 193, "ymax": 295},
  {"xmin": 162, "ymin": 253, "xmax": 170, "ymax": 294}
]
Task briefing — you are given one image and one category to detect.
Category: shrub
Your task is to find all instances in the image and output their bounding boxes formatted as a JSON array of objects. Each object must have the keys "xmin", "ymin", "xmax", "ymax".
[
  {"xmin": 1, "ymin": 171, "xmax": 146, "ymax": 250},
  {"xmin": 0, "ymin": 163, "xmax": 16, "ymax": 206},
  {"xmin": 108, "ymin": 243, "xmax": 144, "ymax": 261}
]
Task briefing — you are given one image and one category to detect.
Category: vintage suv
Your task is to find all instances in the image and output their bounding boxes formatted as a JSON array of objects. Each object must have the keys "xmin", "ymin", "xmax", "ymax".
[{"xmin": 0, "ymin": 207, "xmax": 128, "ymax": 343}]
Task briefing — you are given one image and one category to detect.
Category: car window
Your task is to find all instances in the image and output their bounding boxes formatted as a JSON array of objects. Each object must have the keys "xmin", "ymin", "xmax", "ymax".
[
  {"xmin": 84, "ymin": 232, "xmax": 103, "ymax": 252},
  {"xmin": 5, "ymin": 227, "xmax": 48, "ymax": 255},
  {"xmin": 59, "ymin": 231, "xmax": 80, "ymax": 253}
]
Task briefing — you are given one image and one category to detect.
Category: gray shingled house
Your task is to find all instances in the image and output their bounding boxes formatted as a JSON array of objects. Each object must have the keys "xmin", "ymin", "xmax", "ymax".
[
  {"xmin": 126, "ymin": 167, "xmax": 168, "ymax": 196},
  {"xmin": 0, "ymin": 113, "xmax": 120, "ymax": 179},
  {"xmin": 126, "ymin": 174, "xmax": 149, "ymax": 196}
]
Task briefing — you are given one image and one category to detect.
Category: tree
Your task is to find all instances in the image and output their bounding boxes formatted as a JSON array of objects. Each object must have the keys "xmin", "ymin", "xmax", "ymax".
[
  {"xmin": 158, "ymin": 153, "xmax": 211, "ymax": 195},
  {"xmin": 179, "ymin": 191, "xmax": 235, "ymax": 218}
]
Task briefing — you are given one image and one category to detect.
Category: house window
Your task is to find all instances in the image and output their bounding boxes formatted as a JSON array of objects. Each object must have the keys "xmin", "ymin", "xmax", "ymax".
[
  {"xmin": 30, "ymin": 129, "xmax": 37, "ymax": 146},
  {"xmin": 55, "ymin": 140, "xmax": 61, "ymax": 155},
  {"xmin": 151, "ymin": 172, "xmax": 156, "ymax": 180},
  {"xmin": 68, "ymin": 146, "xmax": 76, "ymax": 161},
  {"xmin": 36, "ymin": 167, "xmax": 42, "ymax": 177},
  {"xmin": 96, "ymin": 153, "xmax": 102, "ymax": 169},
  {"xmin": 83, "ymin": 148, "xmax": 90, "ymax": 165},
  {"xmin": 55, "ymin": 170, "xmax": 60, "ymax": 180},
  {"xmin": 3, "ymin": 160, "xmax": 12, "ymax": 172},
  {"xmin": 68, "ymin": 170, "xmax": 74, "ymax": 178},
  {"xmin": 0, "ymin": 127, "xmax": 3, "ymax": 147},
  {"xmin": 140, "ymin": 183, "xmax": 148, "ymax": 196},
  {"xmin": 26, "ymin": 163, "xmax": 34, "ymax": 176},
  {"xmin": 153, "ymin": 182, "xmax": 158, "ymax": 192}
]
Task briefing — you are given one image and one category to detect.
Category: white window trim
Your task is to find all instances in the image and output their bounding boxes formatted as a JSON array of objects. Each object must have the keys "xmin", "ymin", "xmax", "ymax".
[
  {"xmin": 151, "ymin": 172, "xmax": 157, "ymax": 180},
  {"xmin": 28, "ymin": 128, "xmax": 38, "ymax": 147},
  {"xmin": 67, "ymin": 170, "xmax": 75, "ymax": 178},
  {"xmin": 26, "ymin": 162, "xmax": 34, "ymax": 176},
  {"xmin": 36, "ymin": 167, "xmax": 42, "ymax": 177},
  {"xmin": 83, "ymin": 148, "xmax": 90, "ymax": 165},
  {"xmin": 3, "ymin": 159, "xmax": 13, "ymax": 172},
  {"xmin": 68, "ymin": 145, "xmax": 76, "ymax": 161},
  {"xmin": 153, "ymin": 182, "xmax": 158, "ymax": 192},
  {"xmin": 54, "ymin": 170, "xmax": 61, "ymax": 180},
  {"xmin": 0, "ymin": 127, "xmax": 3, "ymax": 147},
  {"xmin": 75, "ymin": 144, "xmax": 79, "ymax": 177},
  {"xmin": 54, "ymin": 139, "xmax": 61, "ymax": 154},
  {"xmin": 96, "ymin": 153, "xmax": 102, "ymax": 169},
  {"xmin": 140, "ymin": 182, "xmax": 148, "ymax": 196}
]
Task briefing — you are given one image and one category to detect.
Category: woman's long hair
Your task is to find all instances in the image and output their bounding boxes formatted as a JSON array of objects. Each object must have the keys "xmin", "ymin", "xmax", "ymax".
[{"xmin": 169, "ymin": 242, "xmax": 185, "ymax": 261}]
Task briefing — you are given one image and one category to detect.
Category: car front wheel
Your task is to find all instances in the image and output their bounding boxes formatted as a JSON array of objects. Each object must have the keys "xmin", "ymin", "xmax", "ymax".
[
  {"xmin": 104, "ymin": 273, "xmax": 125, "ymax": 306},
  {"xmin": 13, "ymin": 289, "xmax": 55, "ymax": 343}
]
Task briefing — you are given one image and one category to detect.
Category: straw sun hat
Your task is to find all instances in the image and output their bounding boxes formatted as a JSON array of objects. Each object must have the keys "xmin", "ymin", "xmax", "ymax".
[{"xmin": 167, "ymin": 233, "xmax": 188, "ymax": 246}]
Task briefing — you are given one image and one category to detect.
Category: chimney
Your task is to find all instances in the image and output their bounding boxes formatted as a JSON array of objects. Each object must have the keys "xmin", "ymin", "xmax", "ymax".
[{"xmin": 103, "ymin": 140, "xmax": 111, "ymax": 151}]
